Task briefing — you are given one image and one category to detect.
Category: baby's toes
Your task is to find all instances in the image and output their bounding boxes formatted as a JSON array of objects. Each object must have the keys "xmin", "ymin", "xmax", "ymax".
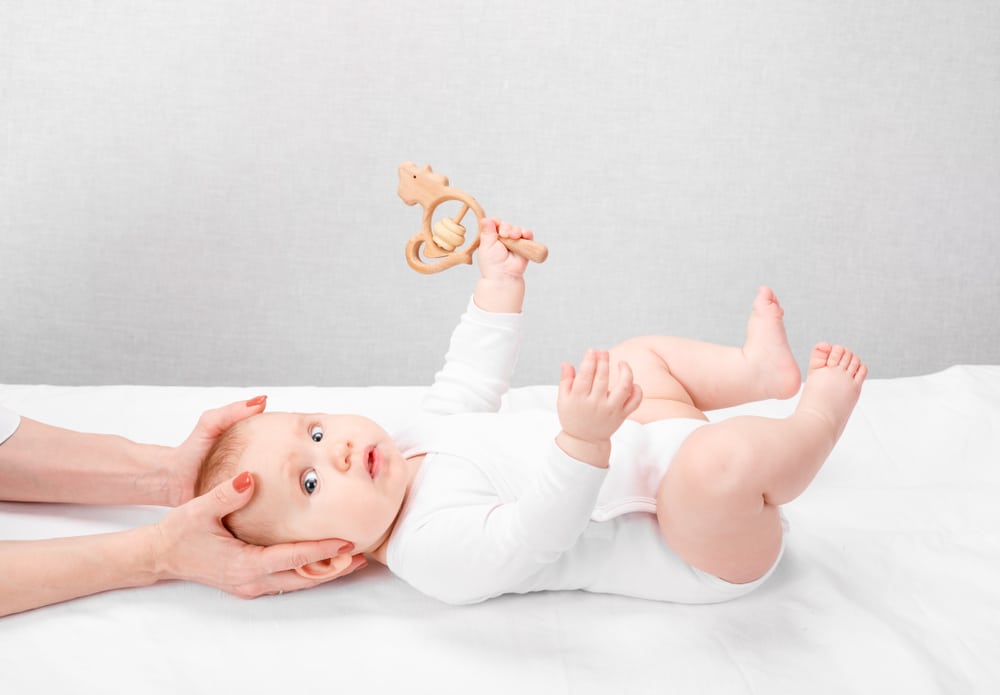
[
  {"xmin": 838, "ymin": 347, "xmax": 855, "ymax": 369},
  {"xmin": 827, "ymin": 344, "xmax": 846, "ymax": 368},
  {"xmin": 856, "ymin": 363, "xmax": 869, "ymax": 383},
  {"xmin": 809, "ymin": 343, "xmax": 832, "ymax": 371},
  {"xmin": 846, "ymin": 353, "xmax": 862, "ymax": 377}
]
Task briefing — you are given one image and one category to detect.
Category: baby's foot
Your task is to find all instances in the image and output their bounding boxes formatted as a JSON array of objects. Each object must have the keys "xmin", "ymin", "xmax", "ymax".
[
  {"xmin": 797, "ymin": 343, "xmax": 868, "ymax": 442},
  {"xmin": 742, "ymin": 286, "xmax": 802, "ymax": 400}
]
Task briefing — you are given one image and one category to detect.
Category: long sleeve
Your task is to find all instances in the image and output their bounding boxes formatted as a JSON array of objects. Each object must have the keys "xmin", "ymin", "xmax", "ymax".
[
  {"xmin": 387, "ymin": 436, "xmax": 608, "ymax": 605},
  {"xmin": 390, "ymin": 298, "xmax": 606, "ymax": 604},
  {"xmin": 420, "ymin": 297, "xmax": 522, "ymax": 415}
]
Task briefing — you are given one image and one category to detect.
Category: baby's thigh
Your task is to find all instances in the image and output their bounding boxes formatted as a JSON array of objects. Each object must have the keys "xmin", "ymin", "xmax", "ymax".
[
  {"xmin": 608, "ymin": 337, "xmax": 704, "ymax": 422},
  {"xmin": 654, "ymin": 424, "xmax": 785, "ymax": 583}
]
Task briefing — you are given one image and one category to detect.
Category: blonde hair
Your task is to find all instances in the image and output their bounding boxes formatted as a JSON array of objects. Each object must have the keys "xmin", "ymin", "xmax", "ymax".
[{"xmin": 196, "ymin": 420, "xmax": 281, "ymax": 546}]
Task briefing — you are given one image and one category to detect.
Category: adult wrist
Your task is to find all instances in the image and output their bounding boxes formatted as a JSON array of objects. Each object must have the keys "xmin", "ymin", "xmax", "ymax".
[
  {"xmin": 129, "ymin": 525, "xmax": 167, "ymax": 586},
  {"xmin": 140, "ymin": 442, "xmax": 188, "ymax": 507}
]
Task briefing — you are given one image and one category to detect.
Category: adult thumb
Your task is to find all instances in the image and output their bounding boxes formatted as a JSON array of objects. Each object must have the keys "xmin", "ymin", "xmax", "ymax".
[{"xmin": 204, "ymin": 471, "xmax": 256, "ymax": 518}]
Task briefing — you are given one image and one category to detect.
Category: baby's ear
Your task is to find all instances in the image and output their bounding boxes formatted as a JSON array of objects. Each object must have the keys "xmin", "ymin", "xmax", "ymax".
[{"xmin": 293, "ymin": 554, "xmax": 356, "ymax": 580}]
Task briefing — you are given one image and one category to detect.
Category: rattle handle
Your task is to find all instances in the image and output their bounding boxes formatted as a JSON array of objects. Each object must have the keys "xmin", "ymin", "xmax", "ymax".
[{"xmin": 501, "ymin": 236, "xmax": 549, "ymax": 264}]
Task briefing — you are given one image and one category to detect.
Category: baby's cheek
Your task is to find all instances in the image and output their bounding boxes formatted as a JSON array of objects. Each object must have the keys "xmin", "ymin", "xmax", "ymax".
[{"xmin": 225, "ymin": 504, "xmax": 281, "ymax": 546}]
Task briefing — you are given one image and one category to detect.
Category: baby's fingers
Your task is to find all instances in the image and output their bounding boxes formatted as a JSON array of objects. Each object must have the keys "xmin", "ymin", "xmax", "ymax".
[
  {"xmin": 593, "ymin": 351, "xmax": 610, "ymax": 395},
  {"xmin": 624, "ymin": 382, "xmax": 643, "ymax": 416},
  {"xmin": 609, "ymin": 361, "xmax": 634, "ymax": 406},
  {"xmin": 499, "ymin": 224, "xmax": 533, "ymax": 240},
  {"xmin": 610, "ymin": 362, "xmax": 643, "ymax": 417},
  {"xmin": 574, "ymin": 350, "xmax": 597, "ymax": 394},
  {"xmin": 558, "ymin": 361, "xmax": 576, "ymax": 398},
  {"xmin": 479, "ymin": 217, "xmax": 500, "ymax": 242}
]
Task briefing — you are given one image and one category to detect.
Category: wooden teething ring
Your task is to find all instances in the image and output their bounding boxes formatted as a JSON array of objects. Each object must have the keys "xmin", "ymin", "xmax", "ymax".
[{"xmin": 397, "ymin": 161, "xmax": 548, "ymax": 274}]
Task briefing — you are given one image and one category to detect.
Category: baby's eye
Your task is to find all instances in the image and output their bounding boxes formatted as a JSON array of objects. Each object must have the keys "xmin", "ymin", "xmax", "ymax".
[
  {"xmin": 310, "ymin": 425, "xmax": 324, "ymax": 442},
  {"xmin": 301, "ymin": 469, "xmax": 320, "ymax": 495}
]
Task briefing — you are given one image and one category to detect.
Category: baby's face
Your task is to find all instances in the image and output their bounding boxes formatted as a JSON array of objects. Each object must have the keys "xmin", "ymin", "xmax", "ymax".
[{"xmin": 236, "ymin": 412, "xmax": 410, "ymax": 553}]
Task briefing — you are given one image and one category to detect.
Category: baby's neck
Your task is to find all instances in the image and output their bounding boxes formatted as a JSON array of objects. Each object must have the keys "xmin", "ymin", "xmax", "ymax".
[{"xmin": 368, "ymin": 453, "xmax": 426, "ymax": 566}]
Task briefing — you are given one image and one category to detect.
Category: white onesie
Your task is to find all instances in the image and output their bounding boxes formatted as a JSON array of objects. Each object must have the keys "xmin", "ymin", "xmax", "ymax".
[{"xmin": 386, "ymin": 299, "xmax": 784, "ymax": 605}]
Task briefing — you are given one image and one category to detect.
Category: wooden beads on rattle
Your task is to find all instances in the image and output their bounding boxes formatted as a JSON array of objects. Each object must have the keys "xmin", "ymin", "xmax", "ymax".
[
  {"xmin": 432, "ymin": 217, "xmax": 467, "ymax": 252},
  {"xmin": 397, "ymin": 161, "xmax": 549, "ymax": 274}
]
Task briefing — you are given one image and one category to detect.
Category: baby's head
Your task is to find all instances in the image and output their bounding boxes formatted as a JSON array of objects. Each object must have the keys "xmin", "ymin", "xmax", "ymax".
[{"xmin": 197, "ymin": 411, "xmax": 409, "ymax": 554}]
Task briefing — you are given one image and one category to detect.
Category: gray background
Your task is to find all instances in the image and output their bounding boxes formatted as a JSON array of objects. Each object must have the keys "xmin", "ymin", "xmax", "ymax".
[{"xmin": 2, "ymin": 0, "xmax": 997, "ymax": 386}]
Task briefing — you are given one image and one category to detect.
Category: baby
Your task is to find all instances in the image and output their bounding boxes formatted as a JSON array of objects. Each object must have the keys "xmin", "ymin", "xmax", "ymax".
[{"xmin": 197, "ymin": 218, "xmax": 867, "ymax": 605}]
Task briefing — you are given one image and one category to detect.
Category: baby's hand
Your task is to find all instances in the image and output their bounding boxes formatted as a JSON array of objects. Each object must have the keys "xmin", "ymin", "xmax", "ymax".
[
  {"xmin": 556, "ymin": 350, "xmax": 643, "ymax": 468},
  {"xmin": 477, "ymin": 217, "xmax": 535, "ymax": 282}
]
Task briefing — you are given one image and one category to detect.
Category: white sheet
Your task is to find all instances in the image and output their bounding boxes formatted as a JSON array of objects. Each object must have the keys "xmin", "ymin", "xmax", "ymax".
[{"xmin": 1, "ymin": 367, "xmax": 998, "ymax": 693}]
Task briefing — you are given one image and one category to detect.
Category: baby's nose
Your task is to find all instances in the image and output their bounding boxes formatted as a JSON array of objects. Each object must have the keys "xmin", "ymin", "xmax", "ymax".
[{"xmin": 330, "ymin": 441, "xmax": 353, "ymax": 471}]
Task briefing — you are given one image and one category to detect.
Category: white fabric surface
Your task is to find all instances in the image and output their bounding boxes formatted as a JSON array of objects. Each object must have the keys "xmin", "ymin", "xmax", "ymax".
[
  {"xmin": 1, "ymin": 367, "xmax": 999, "ymax": 693},
  {"xmin": 0, "ymin": 405, "xmax": 18, "ymax": 444}
]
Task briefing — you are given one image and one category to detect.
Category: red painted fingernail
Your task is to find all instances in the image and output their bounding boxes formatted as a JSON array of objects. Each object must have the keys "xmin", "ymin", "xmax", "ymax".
[
  {"xmin": 233, "ymin": 472, "xmax": 252, "ymax": 493},
  {"xmin": 246, "ymin": 395, "xmax": 267, "ymax": 407}
]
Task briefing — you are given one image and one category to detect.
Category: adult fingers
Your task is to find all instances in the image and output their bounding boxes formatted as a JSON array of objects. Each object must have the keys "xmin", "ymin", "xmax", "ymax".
[
  {"xmin": 194, "ymin": 471, "xmax": 257, "ymax": 521},
  {"xmin": 192, "ymin": 396, "xmax": 267, "ymax": 441},
  {"xmin": 256, "ymin": 538, "xmax": 356, "ymax": 575},
  {"xmin": 248, "ymin": 556, "xmax": 370, "ymax": 598},
  {"xmin": 327, "ymin": 554, "xmax": 369, "ymax": 581}
]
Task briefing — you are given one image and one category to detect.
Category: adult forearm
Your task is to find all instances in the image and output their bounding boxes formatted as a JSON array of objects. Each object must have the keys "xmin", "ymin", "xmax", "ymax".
[
  {"xmin": 0, "ymin": 526, "xmax": 159, "ymax": 618},
  {"xmin": 0, "ymin": 418, "xmax": 176, "ymax": 505}
]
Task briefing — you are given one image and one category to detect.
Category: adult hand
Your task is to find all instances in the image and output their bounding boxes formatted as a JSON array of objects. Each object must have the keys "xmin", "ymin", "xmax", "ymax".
[
  {"xmin": 163, "ymin": 396, "xmax": 269, "ymax": 506},
  {"xmin": 151, "ymin": 471, "xmax": 366, "ymax": 598}
]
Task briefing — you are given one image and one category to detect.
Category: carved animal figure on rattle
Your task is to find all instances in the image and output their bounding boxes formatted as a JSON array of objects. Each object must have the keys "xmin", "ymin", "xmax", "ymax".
[{"xmin": 397, "ymin": 162, "xmax": 549, "ymax": 274}]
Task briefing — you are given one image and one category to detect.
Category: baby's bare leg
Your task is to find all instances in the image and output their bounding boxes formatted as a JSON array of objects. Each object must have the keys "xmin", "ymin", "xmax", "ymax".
[
  {"xmin": 608, "ymin": 286, "xmax": 801, "ymax": 423},
  {"xmin": 655, "ymin": 344, "xmax": 868, "ymax": 583}
]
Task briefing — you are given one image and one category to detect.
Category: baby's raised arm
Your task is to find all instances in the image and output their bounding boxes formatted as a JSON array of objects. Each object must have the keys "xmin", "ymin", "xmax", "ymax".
[{"xmin": 420, "ymin": 219, "xmax": 542, "ymax": 415}]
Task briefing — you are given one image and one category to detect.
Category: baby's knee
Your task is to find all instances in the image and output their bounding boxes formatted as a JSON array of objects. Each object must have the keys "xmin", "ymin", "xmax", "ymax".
[
  {"xmin": 609, "ymin": 337, "xmax": 697, "ymax": 407},
  {"xmin": 607, "ymin": 336, "xmax": 661, "ymax": 369},
  {"xmin": 668, "ymin": 430, "xmax": 760, "ymax": 501}
]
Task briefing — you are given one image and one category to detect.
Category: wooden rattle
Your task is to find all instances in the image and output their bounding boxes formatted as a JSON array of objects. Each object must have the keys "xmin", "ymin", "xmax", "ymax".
[{"xmin": 397, "ymin": 162, "xmax": 549, "ymax": 274}]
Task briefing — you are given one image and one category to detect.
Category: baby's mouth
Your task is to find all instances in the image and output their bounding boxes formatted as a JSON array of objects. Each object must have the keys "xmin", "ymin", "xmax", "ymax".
[{"xmin": 366, "ymin": 447, "xmax": 377, "ymax": 479}]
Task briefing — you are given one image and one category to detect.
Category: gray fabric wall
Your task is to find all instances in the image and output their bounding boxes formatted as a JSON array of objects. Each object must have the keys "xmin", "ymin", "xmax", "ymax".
[{"xmin": 2, "ymin": 1, "xmax": 998, "ymax": 386}]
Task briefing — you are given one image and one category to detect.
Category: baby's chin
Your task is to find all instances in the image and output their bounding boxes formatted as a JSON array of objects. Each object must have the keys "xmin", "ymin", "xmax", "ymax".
[{"xmin": 353, "ymin": 524, "xmax": 396, "ymax": 557}]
